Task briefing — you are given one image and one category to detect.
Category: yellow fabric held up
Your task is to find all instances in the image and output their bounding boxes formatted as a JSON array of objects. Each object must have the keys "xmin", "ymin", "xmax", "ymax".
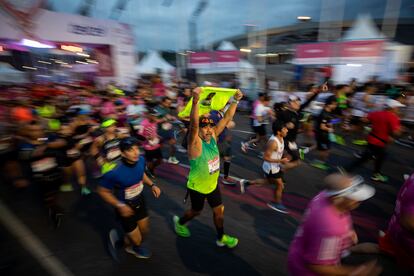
[{"xmin": 178, "ymin": 87, "xmax": 237, "ymax": 118}]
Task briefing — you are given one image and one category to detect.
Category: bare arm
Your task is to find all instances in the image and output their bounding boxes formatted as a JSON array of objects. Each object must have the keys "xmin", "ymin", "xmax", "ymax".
[
  {"xmin": 187, "ymin": 88, "xmax": 202, "ymax": 159},
  {"xmin": 214, "ymin": 90, "xmax": 243, "ymax": 138},
  {"xmin": 263, "ymin": 140, "xmax": 289, "ymax": 164},
  {"xmin": 97, "ymin": 186, "xmax": 134, "ymax": 217}
]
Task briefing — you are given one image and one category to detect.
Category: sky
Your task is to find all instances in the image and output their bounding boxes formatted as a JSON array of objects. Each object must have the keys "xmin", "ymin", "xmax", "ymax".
[{"xmin": 45, "ymin": 0, "xmax": 414, "ymax": 51}]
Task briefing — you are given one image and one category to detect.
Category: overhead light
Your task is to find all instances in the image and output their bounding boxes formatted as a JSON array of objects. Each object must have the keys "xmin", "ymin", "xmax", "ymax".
[
  {"xmin": 60, "ymin": 45, "xmax": 83, "ymax": 53},
  {"xmin": 21, "ymin": 39, "xmax": 54, "ymax": 49},
  {"xmin": 186, "ymin": 50, "xmax": 195, "ymax": 54},
  {"xmin": 240, "ymin": 48, "xmax": 251, "ymax": 53},
  {"xmin": 86, "ymin": 59, "xmax": 99, "ymax": 64},
  {"xmin": 55, "ymin": 60, "xmax": 68, "ymax": 65},
  {"xmin": 61, "ymin": 64, "xmax": 73, "ymax": 68},
  {"xmin": 22, "ymin": 66, "xmax": 37, "ymax": 70},
  {"xmin": 178, "ymin": 52, "xmax": 187, "ymax": 56},
  {"xmin": 76, "ymin": 60, "xmax": 88, "ymax": 65},
  {"xmin": 0, "ymin": 46, "xmax": 3, "ymax": 52},
  {"xmin": 76, "ymin": 52, "xmax": 90, "ymax": 57},
  {"xmin": 38, "ymin": 60, "xmax": 52, "ymax": 64},
  {"xmin": 346, "ymin": 63, "xmax": 362, "ymax": 67},
  {"xmin": 297, "ymin": 16, "xmax": 311, "ymax": 21}
]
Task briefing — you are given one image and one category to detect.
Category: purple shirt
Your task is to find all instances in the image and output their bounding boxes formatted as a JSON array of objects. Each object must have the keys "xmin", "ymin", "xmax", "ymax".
[
  {"xmin": 387, "ymin": 173, "xmax": 414, "ymax": 255},
  {"xmin": 288, "ymin": 192, "xmax": 353, "ymax": 276}
]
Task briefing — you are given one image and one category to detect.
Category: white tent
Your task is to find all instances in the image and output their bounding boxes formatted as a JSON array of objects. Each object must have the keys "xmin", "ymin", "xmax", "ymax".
[
  {"xmin": 217, "ymin": 41, "xmax": 238, "ymax": 51},
  {"xmin": 342, "ymin": 14, "xmax": 385, "ymax": 40},
  {"xmin": 196, "ymin": 41, "xmax": 258, "ymax": 89},
  {"xmin": 136, "ymin": 50, "xmax": 174, "ymax": 82},
  {"xmin": 0, "ymin": 62, "xmax": 29, "ymax": 84},
  {"xmin": 333, "ymin": 14, "xmax": 412, "ymax": 83}
]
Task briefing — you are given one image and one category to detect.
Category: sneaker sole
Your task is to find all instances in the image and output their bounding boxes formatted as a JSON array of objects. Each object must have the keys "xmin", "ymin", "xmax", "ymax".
[
  {"xmin": 216, "ymin": 240, "xmax": 238, "ymax": 248},
  {"xmin": 124, "ymin": 247, "xmax": 151, "ymax": 259},
  {"xmin": 267, "ymin": 203, "xmax": 289, "ymax": 214}
]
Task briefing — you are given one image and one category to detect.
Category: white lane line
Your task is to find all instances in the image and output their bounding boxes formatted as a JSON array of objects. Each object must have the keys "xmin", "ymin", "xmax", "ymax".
[{"xmin": 0, "ymin": 200, "xmax": 74, "ymax": 276}]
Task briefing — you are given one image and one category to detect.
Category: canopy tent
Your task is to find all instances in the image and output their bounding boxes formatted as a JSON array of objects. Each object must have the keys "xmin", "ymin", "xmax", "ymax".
[
  {"xmin": 136, "ymin": 50, "xmax": 174, "ymax": 83},
  {"xmin": 217, "ymin": 41, "xmax": 238, "ymax": 51},
  {"xmin": 196, "ymin": 41, "xmax": 258, "ymax": 90},
  {"xmin": 0, "ymin": 62, "xmax": 29, "ymax": 84},
  {"xmin": 342, "ymin": 14, "xmax": 385, "ymax": 40},
  {"xmin": 333, "ymin": 14, "xmax": 412, "ymax": 83}
]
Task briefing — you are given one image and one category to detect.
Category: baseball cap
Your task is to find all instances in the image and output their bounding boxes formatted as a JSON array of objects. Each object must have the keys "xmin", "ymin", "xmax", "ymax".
[
  {"xmin": 385, "ymin": 99, "xmax": 405, "ymax": 108},
  {"xmin": 288, "ymin": 95, "xmax": 301, "ymax": 102},
  {"xmin": 119, "ymin": 137, "xmax": 139, "ymax": 152},
  {"xmin": 101, "ymin": 118, "xmax": 117, "ymax": 128},
  {"xmin": 324, "ymin": 175, "xmax": 375, "ymax": 201},
  {"xmin": 199, "ymin": 117, "xmax": 216, "ymax": 128}
]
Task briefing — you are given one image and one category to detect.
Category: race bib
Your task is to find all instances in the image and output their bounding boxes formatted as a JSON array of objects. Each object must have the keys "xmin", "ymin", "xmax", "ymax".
[
  {"xmin": 31, "ymin": 157, "xmax": 57, "ymax": 172},
  {"xmin": 107, "ymin": 148, "xmax": 121, "ymax": 160},
  {"xmin": 161, "ymin": 122, "xmax": 172, "ymax": 130},
  {"xmin": 79, "ymin": 136, "xmax": 93, "ymax": 145},
  {"xmin": 288, "ymin": 142, "xmax": 297, "ymax": 150},
  {"xmin": 208, "ymin": 156, "xmax": 220, "ymax": 175},
  {"xmin": 66, "ymin": 149, "xmax": 80, "ymax": 157},
  {"xmin": 124, "ymin": 181, "xmax": 144, "ymax": 200}
]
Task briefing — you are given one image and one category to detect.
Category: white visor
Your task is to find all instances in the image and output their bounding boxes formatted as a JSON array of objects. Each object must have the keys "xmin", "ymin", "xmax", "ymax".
[{"xmin": 324, "ymin": 175, "xmax": 375, "ymax": 201}]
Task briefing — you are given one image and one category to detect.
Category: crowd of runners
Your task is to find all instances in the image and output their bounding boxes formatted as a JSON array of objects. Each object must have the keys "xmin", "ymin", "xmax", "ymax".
[{"xmin": 0, "ymin": 76, "xmax": 413, "ymax": 274}]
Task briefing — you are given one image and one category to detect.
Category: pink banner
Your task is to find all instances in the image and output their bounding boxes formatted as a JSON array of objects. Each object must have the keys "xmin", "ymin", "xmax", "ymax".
[
  {"xmin": 189, "ymin": 52, "xmax": 213, "ymax": 64},
  {"xmin": 215, "ymin": 50, "xmax": 240, "ymax": 63},
  {"xmin": 296, "ymin": 42, "xmax": 334, "ymax": 59},
  {"xmin": 339, "ymin": 40, "xmax": 384, "ymax": 57}
]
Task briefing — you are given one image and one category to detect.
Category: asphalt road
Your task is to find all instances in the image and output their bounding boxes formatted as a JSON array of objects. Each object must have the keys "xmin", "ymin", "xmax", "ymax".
[{"xmin": 1, "ymin": 113, "xmax": 413, "ymax": 276}]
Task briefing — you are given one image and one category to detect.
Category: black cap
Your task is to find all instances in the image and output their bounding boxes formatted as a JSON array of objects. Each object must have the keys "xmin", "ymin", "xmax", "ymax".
[
  {"xmin": 119, "ymin": 137, "xmax": 139, "ymax": 152},
  {"xmin": 199, "ymin": 117, "xmax": 215, "ymax": 128}
]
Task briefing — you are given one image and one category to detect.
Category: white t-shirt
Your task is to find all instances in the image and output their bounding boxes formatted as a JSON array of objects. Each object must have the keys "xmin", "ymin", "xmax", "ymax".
[
  {"xmin": 127, "ymin": 104, "xmax": 147, "ymax": 117},
  {"xmin": 253, "ymin": 103, "xmax": 270, "ymax": 127}
]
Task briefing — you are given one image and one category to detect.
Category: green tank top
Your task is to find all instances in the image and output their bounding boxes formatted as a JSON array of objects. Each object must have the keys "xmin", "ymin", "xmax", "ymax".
[
  {"xmin": 337, "ymin": 94, "xmax": 348, "ymax": 109},
  {"xmin": 187, "ymin": 138, "xmax": 220, "ymax": 194}
]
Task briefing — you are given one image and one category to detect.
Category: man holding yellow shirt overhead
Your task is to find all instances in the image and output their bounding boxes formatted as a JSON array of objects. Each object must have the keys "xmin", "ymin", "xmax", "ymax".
[{"xmin": 173, "ymin": 87, "xmax": 243, "ymax": 248}]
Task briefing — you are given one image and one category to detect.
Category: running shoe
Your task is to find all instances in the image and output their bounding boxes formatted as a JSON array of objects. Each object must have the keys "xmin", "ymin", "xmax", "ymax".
[
  {"xmin": 216, "ymin": 234, "xmax": 238, "ymax": 248},
  {"xmin": 173, "ymin": 215, "xmax": 191, "ymax": 237},
  {"xmin": 81, "ymin": 186, "xmax": 92, "ymax": 196},
  {"xmin": 167, "ymin": 156, "xmax": 180, "ymax": 165},
  {"xmin": 222, "ymin": 177, "xmax": 237, "ymax": 186},
  {"xmin": 239, "ymin": 179, "xmax": 249, "ymax": 194},
  {"xmin": 353, "ymin": 151, "xmax": 362, "ymax": 158},
  {"xmin": 125, "ymin": 245, "xmax": 152, "ymax": 259},
  {"xmin": 241, "ymin": 142, "xmax": 248, "ymax": 153},
  {"xmin": 267, "ymin": 202, "xmax": 289, "ymax": 214},
  {"xmin": 298, "ymin": 148, "xmax": 307, "ymax": 160},
  {"xmin": 371, "ymin": 173, "xmax": 388, "ymax": 183},
  {"xmin": 59, "ymin": 183, "xmax": 74, "ymax": 192},
  {"xmin": 334, "ymin": 135, "xmax": 346, "ymax": 146},
  {"xmin": 310, "ymin": 160, "xmax": 329, "ymax": 171},
  {"xmin": 352, "ymin": 139, "xmax": 368, "ymax": 146}
]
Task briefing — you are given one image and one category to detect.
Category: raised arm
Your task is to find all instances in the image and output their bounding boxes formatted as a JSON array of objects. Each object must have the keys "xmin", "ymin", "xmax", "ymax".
[{"xmin": 214, "ymin": 90, "xmax": 243, "ymax": 138}]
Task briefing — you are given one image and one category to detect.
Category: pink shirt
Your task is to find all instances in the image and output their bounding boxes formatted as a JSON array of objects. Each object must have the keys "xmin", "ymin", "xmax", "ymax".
[
  {"xmin": 153, "ymin": 82, "xmax": 166, "ymax": 97},
  {"xmin": 139, "ymin": 119, "xmax": 160, "ymax": 151},
  {"xmin": 288, "ymin": 192, "xmax": 353, "ymax": 276},
  {"xmin": 387, "ymin": 173, "xmax": 414, "ymax": 255},
  {"xmin": 101, "ymin": 101, "xmax": 116, "ymax": 117}
]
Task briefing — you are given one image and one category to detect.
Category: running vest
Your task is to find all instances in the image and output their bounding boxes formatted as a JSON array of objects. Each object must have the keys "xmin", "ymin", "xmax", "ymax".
[
  {"xmin": 187, "ymin": 137, "xmax": 220, "ymax": 194},
  {"xmin": 337, "ymin": 93, "xmax": 348, "ymax": 109},
  {"xmin": 262, "ymin": 135, "xmax": 284, "ymax": 174}
]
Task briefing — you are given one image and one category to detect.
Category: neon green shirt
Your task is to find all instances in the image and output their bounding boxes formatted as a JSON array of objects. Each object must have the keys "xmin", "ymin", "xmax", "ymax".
[{"xmin": 187, "ymin": 137, "xmax": 220, "ymax": 194}]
